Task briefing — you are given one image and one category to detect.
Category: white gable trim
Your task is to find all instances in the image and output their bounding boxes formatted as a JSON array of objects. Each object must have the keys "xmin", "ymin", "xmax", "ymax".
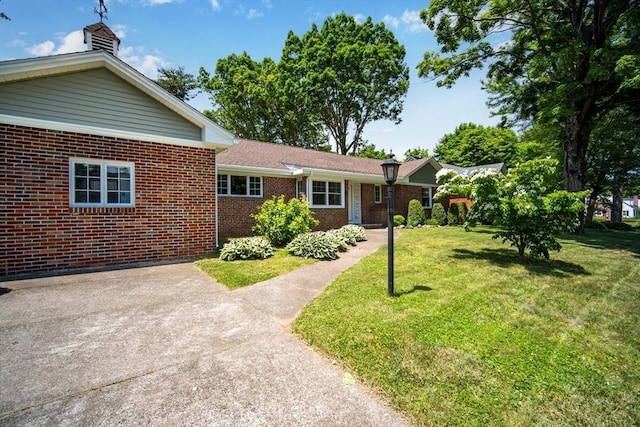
[{"xmin": 1, "ymin": 114, "xmax": 222, "ymax": 150}]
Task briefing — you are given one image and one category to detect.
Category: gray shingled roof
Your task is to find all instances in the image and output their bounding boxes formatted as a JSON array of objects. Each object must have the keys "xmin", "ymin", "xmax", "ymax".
[
  {"xmin": 218, "ymin": 139, "xmax": 435, "ymax": 179},
  {"xmin": 439, "ymin": 162, "xmax": 506, "ymax": 176}
]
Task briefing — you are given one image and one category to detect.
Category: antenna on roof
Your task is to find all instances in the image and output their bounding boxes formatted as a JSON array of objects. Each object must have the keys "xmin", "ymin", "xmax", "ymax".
[{"xmin": 94, "ymin": 0, "xmax": 108, "ymax": 22}]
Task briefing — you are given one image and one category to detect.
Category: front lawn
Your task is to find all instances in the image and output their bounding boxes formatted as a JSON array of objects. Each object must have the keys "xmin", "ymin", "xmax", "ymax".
[
  {"xmin": 196, "ymin": 249, "xmax": 316, "ymax": 289},
  {"xmin": 293, "ymin": 227, "xmax": 640, "ymax": 426}
]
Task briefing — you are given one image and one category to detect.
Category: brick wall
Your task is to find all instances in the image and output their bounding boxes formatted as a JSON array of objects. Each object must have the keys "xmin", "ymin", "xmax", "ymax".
[
  {"xmin": 1, "ymin": 124, "xmax": 217, "ymax": 277},
  {"xmin": 217, "ymin": 176, "xmax": 296, "ymax": 240}
]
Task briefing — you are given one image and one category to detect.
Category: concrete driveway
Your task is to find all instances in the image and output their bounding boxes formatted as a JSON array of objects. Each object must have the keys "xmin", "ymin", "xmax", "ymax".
[{"xmin": 0, "ymin": 230, "xmax": 407, "ymax": 426}]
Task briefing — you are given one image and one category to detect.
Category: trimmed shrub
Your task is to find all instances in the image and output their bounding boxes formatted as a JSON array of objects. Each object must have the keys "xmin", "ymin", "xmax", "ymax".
[
  {"xmin": 447, "ymin": 203, "xmax": 460, "ymax": 226},
  {"xmin": 393, "ymin": 215, "xmax": 406, "ymax": 226},
  {"xmin": 432, "ymin": 203, "xmax": 447, "ymax": 226},
  {"xmin": 425, "ymin": 218, "xmax": 438, "ymax": 226},
  {"xmin": 407, "ymin": 199, "xmax": 426, "ymax": 227},
  {"xmin": 457, "ymin": 202, "xmax": 468, "ymax": 224},
  {"xmin": 220, "ymin": 237, "xmax": 274, "ymax": 261},
  {"xmin": 286, "ymin": 231, "xmax": 343, "ymax": 260},
  {"xmin": 252, "ymin": 195, "xmax": 319, "ymax": 247}
]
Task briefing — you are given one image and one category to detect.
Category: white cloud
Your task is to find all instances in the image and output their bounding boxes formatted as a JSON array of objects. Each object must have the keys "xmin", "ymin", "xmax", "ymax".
[
  {"xmin": 119, "ymin": 46, "xmax": 168, "ymax": 79},
  {"xmin": 25, "ymin": 30, "xmax": 87, "ymax": 56},
  {"xmin": 247, "ymin": 8, "xmax": 263, "ymax": 19},
  {"xmin": 382, "ymin": 14, "xmax": 399, "ymax": 28},
  {"xmin": 8, "ymin": 39, "xmax": 27, "ymax": 48},
  {"xmin": 262, "ymin": 0, "xmax": 272, "ymax": 9},
  {"xmin": 210, "ymin": 0, "xmax": 220, "ymax": 10},
  {"xmin": 401, "ymin": 10, "xmax": 429, "ymax": 33}
]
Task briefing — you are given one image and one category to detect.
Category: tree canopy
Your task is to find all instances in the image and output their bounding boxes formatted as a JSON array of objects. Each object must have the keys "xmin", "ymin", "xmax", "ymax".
[
  {"xmin": 200, "ymin": 13, "xmax": 409, "ymax": 154},
  {"xmin": 403, "ymin": 147, "xmax": 430, "ymax": 161},
  {"xmin": 434, "ymin": 123, "xmax": 519, "ymax": 167},
  {"xmin": 419, "ymin": 0, "xmax": 640, "ymax": 193},
  {"xmin": 155, "ymin": 66, "xmax": 199, "ymax": 101}
]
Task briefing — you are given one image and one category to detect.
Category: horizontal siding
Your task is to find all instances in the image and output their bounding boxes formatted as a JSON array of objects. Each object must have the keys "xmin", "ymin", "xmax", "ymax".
[
  {"xmin": 408, "ymin": 163, "xmax": 438, "ymax": 185},
  {"xmin": 0, "ymin": 69, "xmax": 202, "ymax": 141}
]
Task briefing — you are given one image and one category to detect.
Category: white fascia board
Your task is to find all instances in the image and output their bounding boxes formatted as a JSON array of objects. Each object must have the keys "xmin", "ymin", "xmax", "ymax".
[
  {"xmin": 216, "ymin": 164, "xmax": 297, "ymax": 177},
  {"xmin": 0, "ymin": 51, "xmax": 235, "ymax": 147},
  {"xmin": 302, "ymin": 168, "xmax": 384, "ymax": 184},
  {"xmin": 1, "ymin": 114, "xmax": 220, "ymax": 150}
]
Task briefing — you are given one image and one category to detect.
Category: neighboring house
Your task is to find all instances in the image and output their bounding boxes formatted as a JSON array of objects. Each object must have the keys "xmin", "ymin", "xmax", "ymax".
[
  {"xmin": 1, "ymin": 22, "xmax": 234, "ymax": 277},
  {"xmin": 435, "ymin": 162, "xmax": 506, "ymax": 210},
  {"xmin": 594, "ymin": 196, "xmax": 639, "ymax": 220},
  {"xmin": 216, "ymin": 139, "xmax": 441, "ymax": 239}
]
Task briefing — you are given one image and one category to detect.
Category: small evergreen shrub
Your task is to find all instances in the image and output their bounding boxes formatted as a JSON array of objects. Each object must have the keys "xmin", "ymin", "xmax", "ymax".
[
  {"xmin": 447, "ymin": 203, "xmax": 460, "ymax": 226},
  {"xmin": 393, "ymin": 215, "xmax": 405, "ymax": 226},
  {"xmin": 424, "ymin": 218, "xmax": 438, "ymax": 226},
  {"xmin": 220, "ymin": 237, "xmax": 274, "ymax": 261},
  {"xmin": 407, "ymin": 199, "xmax": 426, "ymax": 226},
  {"xmin": 432, "ymin": 203, "xmax": 447, "ymax": 226},
  {"xmin": 252, "ymin": 195, "xmax": 319, "ymax": 247},
  {"xmin": 457, "ymin": 202, "xmax": 468, "ymax": 224},
  {"xmin": 286, "ymin": 231, "xmax": 343, "ymax": 260}
]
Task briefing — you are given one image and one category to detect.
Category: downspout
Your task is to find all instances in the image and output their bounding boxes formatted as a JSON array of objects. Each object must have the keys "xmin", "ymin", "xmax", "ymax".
[{"xmin": 215, "ymin": 146, "xmax": 230, "ymax": 250}]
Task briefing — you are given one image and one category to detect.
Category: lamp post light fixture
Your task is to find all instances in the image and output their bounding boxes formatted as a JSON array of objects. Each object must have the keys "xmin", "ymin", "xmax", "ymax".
[{"xmin": 381, "ymin": 153, "xmax": 401, "ymax": 297}]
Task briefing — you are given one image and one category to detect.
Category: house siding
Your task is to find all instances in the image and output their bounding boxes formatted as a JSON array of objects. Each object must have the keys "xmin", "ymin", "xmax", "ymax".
[
  {"xmin": 1, "ymin": 124, "xmax": 217, "ymax": 277},
  {"xmin": 0, "ymin": 69, "xmax": 202, "ymax": 141}
]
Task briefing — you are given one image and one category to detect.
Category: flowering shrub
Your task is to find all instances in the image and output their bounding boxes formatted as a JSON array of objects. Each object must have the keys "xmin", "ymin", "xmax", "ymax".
[
  {"xmin": 438, "ymin": 158, "xmax": 588, "ymax": 261},
  {"xmin": 220, "ymin": 237, "xmax": 274, "ymax": 261}
]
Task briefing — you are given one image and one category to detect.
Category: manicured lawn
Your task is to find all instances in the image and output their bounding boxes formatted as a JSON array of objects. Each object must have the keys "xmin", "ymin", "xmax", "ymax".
[
  {"xmin": 293, "ymin": 226, "xmax": 640, "ymax": 426},
  {"xmin": 196, "ymin": 249, "xmax": 316, "ymax": 289}
]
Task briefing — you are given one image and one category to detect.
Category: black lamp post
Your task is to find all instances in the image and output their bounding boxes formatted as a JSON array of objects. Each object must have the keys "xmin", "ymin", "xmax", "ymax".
[{"xmin": 381, "ymin": 153, "xmax": 400, "ymax": 297}]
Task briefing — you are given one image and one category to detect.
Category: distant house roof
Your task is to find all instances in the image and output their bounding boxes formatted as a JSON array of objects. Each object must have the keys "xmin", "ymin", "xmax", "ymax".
[
  {"xmin": 217, "ymin": 139, "xmax": 441, "ymax": 184},
  {"xmin": 439, "ymin": 162, "xmax": 506, "ymax": 176}
]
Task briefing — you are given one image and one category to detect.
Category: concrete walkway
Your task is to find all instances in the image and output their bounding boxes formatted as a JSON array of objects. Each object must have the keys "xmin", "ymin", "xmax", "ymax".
[{"xmin": 0, "ymin": 229, "xmax": 408, "ymax": 426}]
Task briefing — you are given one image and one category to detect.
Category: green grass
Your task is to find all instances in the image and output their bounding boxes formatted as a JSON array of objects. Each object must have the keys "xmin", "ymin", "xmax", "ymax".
[
  {"xmin": 293, "ymin": 227, "xmax": 640, "ymax": 426},
  {"xmin": 195, "ymin": 249, "xmax": 316, "ymax": 289}
]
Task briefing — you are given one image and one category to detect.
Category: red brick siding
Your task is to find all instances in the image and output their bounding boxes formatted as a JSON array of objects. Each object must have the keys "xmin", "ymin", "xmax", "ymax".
[
  {"xmin": 1, "ymin": 124, "xmax": 217, "ymax": 276},
  {"xmin": 217, "ymin": 176, "xmax": 297, "ymax": 239}
]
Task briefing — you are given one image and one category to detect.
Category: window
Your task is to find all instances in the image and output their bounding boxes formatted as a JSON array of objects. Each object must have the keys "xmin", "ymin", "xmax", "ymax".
[
  {"xmin": 623, "ymin": 210, "xmax": 630, "ymax": 217},
  {"xmin": 296, "ymin": 179, "xmax": 305, "ymax": 199},
  {"xmin": 595, "ymin": 209, "xmax": 603, "ymax": 217},
  {"xmin": 70, "ymin": 158, "xmax": 134, "ymax": 207},
  {"xmin": 374, "ymin": 184, "xmax": 382, "ymax": 204},
  {"xmin": 310, "ymin": 180, "xmax": 343, "ymax": 207},
  {"xmin": 422, "ymin": 186, "xmax": 433, "ymax": 208},
  {"xmin": 217, "ymin": 174, "xmax": 262, "ymax": 197}
]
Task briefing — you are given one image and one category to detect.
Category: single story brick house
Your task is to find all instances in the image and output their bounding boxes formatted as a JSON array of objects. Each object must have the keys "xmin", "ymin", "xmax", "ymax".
[
  {"xmin": 0, "ymin": 22, "xmax": 234, "ymax": 277},
  {"xmin": 216, "ymin": 139, "xmax": 442, "ymax": 240}
]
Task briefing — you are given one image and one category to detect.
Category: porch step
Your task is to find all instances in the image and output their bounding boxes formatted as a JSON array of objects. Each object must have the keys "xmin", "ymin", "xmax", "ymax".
[{"xmin": 360, "ymin": 223, "xmax": 384, "ymax": 229}]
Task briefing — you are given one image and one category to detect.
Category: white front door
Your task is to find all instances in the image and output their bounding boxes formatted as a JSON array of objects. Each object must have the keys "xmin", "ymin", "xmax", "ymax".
[{"xmin": 349, "ymin": 183, "xmax": 362, "ymax": 224}]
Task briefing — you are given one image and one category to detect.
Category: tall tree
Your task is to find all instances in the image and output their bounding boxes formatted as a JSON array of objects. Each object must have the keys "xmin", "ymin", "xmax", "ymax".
[
  {"xmin": 155, "ymin": 66, "xmax": 199, "ymax": 101},
  {"xmin": 403, "ymin": 147, "xmax": 430, "ymax": 161},
  {"xmin": 283, "ymin": 13, "xmax": 410, "ymax": 154},
  {"xmin": 418, "ymin": 0, "xmax": 640, "ymax": 193},
  {"xmin": 434, "ymin": 123, "xmax": 519, "ymax": 167},
  {"xmin": 354, "ymin": 143, "xmax": 387, "ymax": 160}
]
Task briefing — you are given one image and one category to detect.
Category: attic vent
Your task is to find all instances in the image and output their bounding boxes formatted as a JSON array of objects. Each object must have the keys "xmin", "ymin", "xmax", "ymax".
[{"xmin": 90, "ymin": 35, "xmax": 116, "ymax": 53}]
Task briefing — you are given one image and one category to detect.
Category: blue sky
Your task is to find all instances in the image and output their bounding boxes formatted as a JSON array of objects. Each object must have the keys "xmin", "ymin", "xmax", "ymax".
[{"xmin": 1, "ymin": 0, "xmax": 502, "ymax": 155}]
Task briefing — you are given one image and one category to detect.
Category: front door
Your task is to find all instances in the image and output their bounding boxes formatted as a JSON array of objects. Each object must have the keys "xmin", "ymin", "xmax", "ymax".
[{"xmin": 349, "ymin": 183, "xmax": 362, "ymax": 224}]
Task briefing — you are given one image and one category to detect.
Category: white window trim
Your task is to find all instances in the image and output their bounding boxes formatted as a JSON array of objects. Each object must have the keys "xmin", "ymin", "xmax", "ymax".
[
  {"xmin": 217, "ymin": 174, "xmax": 263, "ymax": 198},
  {"xmin": 422, "ymin": 186, "xmax": 434, "ymax": 209},
  {"xmin": 309, "ymin": 179, "xmax": 345, "ymax": 209},
  {"xmin": 69, "ymin": 157, "xmax": 135, "ymax": 207},
  {"xmin": 374, "ymin": 184, "xmax": 382, "ymax": 204}
]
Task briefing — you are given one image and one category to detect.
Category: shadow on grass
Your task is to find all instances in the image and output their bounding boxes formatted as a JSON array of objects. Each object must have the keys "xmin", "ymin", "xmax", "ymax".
[
  {"xmin": 560, "ymin": 229, "xmax": 640, "ymax": 256},
  {"xmin": 396, "ymin": 285, "xmax": 433, "ymax": 296},
  {"xmin": 451, "ymin": 248, "xmax": 590, "ymax": 278}
]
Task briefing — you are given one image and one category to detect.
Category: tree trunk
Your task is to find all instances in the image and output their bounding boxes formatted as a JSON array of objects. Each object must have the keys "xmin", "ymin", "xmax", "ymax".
[
  {"xmin": 563, "ymin": 113, "xmax": 589, "ymax": 192},
  {"xmin": 585, "ymin": 184, "xmax": 602, "ymax": 223},
  {"xmin": 611, "ymin": 181, "xmax": 624, "ymax": 223}
]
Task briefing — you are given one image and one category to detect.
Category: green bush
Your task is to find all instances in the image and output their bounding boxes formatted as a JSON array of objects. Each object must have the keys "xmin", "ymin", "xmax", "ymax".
[
  {"xmin": 286, "ymin": 231, "xmax": 344, "ymax": 260},
  {"xmin": 605, "ymin": 221, "xmax": 635, "ymax": 231},
  {"xmin": 425, "ymin": 218, "xmax": 438, "ymax": 226},
  {"xmin": 393, "ymin": 215, "xmax": 405, "ymax": 226},
  {"xmin": 407, "ymin": 199, "xmax": 426, "ymax": 226},
  {"xmin": 432, "ymin": 203, "xmax": 447, "ymax": 226},
  {"xmin": 220, "ymin": 237, "xmax": 274, "ymax": 261},
  {"xmin": 585, "ymin": 220, "xmax": 608, "ymax": 230},
  {"xmin": 457, "ymin": 202, "xmax": 468, "ymax": 224},
  {"xmin": 447, "ymin": 203, "xmax": 460, "ymax": 226},
  {"xmin": 252, "ymin": 195, "xmax": 319, "ymax": 247}
]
